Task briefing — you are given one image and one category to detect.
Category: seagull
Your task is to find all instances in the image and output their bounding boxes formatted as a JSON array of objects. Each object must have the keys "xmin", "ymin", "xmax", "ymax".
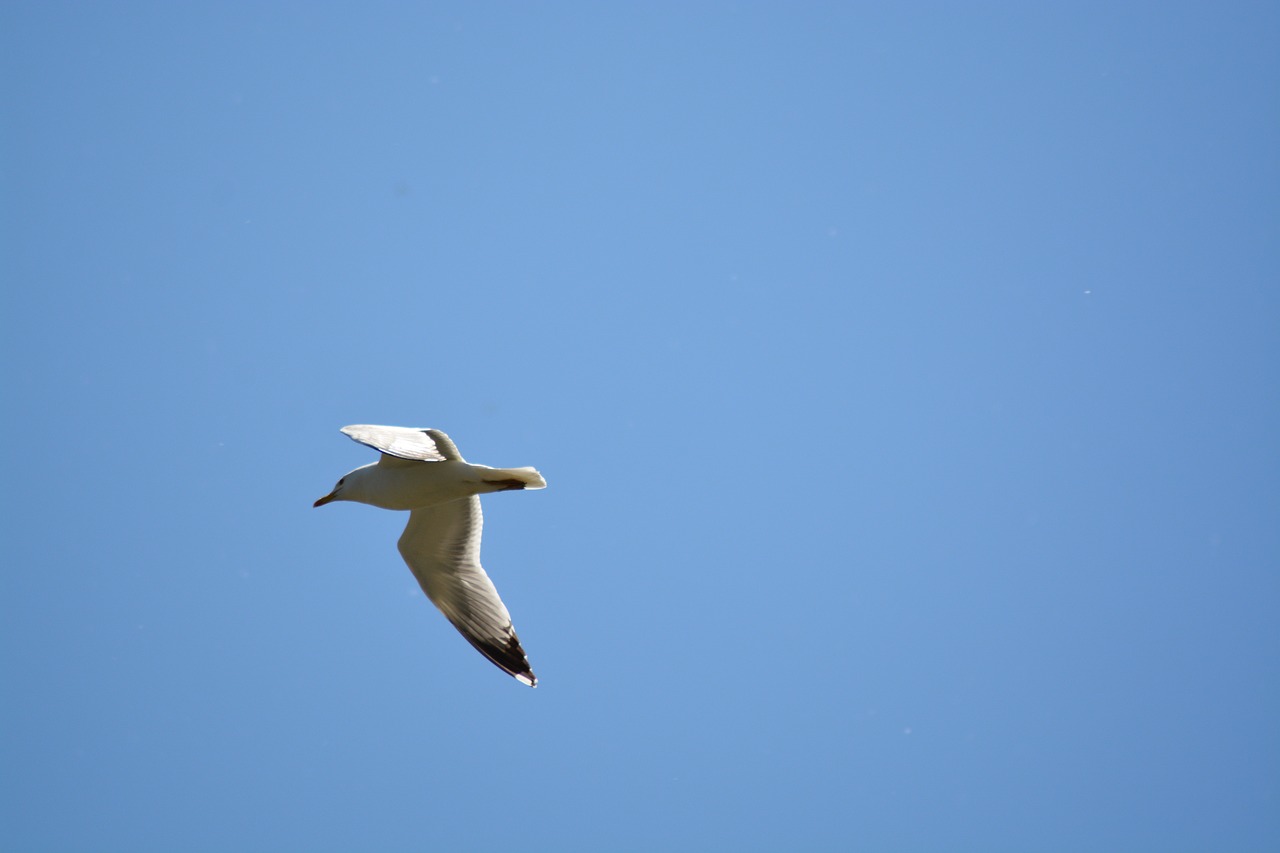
[{"xmin": 313, "ymin": 424, "xmax": 546, "ymax": 687}]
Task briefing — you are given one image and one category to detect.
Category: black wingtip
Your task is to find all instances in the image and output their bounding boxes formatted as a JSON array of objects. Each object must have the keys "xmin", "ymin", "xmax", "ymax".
[
  {"xmin": 462, "ymin": 629, "xmax": 538, "ymax": 688},
  {"xmin": 483, "ymin": 477, "xmax": 530, "ymax": 491}
]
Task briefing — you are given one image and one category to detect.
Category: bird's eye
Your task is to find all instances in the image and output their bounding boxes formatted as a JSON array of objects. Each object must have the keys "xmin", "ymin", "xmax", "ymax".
[{"xmin": 338, "ymin": 478, "xmax": 346, "ymax": 486}]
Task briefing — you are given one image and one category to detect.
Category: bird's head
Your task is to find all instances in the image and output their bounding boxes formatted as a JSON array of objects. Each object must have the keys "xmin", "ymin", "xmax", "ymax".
[{"xmin": 313, "ymin": 475, "xmax": 348, "ymax": 507}]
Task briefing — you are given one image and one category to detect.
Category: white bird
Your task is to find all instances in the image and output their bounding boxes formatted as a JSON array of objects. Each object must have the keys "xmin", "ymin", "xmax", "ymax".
[{"xmin": 314, "ymin": 424, "xmax": 546, "ymax": 687}]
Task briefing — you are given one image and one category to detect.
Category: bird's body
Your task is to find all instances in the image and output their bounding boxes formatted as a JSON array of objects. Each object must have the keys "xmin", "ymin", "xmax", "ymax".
[
  {"xmin": 327, "ymin": 459, "xmax": 541, "ymax": 511},
  {"xmin": 314, "ymin": 424, "xmax": 545, "ymax": 687}
]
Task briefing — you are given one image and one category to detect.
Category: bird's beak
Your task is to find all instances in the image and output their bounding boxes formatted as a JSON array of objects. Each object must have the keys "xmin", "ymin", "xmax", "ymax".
[{"xmin": 313, "ymin": 492, "xmax": 337, "ymax": 507}]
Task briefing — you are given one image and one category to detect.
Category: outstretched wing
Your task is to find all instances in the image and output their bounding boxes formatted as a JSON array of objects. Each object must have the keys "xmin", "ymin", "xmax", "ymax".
[
  {"xmin": 396, "ymin": 495, "xmax": 536, "ymax": 687},
  {"xmin": 340, "ymin": 424, "xmax": 464, "ymax": 463}
]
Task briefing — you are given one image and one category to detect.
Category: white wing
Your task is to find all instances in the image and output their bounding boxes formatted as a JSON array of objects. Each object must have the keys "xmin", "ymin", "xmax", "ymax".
[
  {"xmin": 340, "ymin": 424, "xmax": 464, "ymax": 463},
  {"xmin": 396, "ymin": 495, "xmax": 536, "ymax": 687}
]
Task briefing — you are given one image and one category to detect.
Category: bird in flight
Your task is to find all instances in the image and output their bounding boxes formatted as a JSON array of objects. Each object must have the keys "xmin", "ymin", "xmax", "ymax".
[{"xmin": 314, "ymin": 424, "xmax": 545, "ymax": 686}]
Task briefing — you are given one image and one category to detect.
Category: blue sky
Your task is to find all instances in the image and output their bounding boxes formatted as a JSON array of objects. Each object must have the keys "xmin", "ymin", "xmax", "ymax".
[{"xmin": 2, "ymin": 3, "xmax": 1277, "ymax": 851}]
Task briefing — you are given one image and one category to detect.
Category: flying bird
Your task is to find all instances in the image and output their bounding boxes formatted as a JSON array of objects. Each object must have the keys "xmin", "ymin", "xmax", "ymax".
[{"xmin": 314, "ymin": 424, "xmax": 546, "ymax": 686}]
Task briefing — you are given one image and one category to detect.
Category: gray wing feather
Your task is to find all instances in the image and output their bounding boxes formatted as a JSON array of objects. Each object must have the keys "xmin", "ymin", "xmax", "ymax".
[
  {"xmin": 396, "ymin": 496, "xmax": 536, "ymax": 686},
  {"xmin": 340, "ymin": 424, "xmax": 465, "ymax": 463}
]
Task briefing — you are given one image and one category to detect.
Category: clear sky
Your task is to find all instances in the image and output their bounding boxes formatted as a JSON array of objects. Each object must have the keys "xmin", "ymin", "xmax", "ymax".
[{"xmin": 2, "ymin": 3, "xmax": 1277, "ymax": 852}]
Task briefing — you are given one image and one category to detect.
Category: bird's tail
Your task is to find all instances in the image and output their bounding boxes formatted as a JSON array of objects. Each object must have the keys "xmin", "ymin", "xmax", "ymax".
[{"xmin": 481, "ymin": 467, "xmax": 547, "ymax": 490}]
